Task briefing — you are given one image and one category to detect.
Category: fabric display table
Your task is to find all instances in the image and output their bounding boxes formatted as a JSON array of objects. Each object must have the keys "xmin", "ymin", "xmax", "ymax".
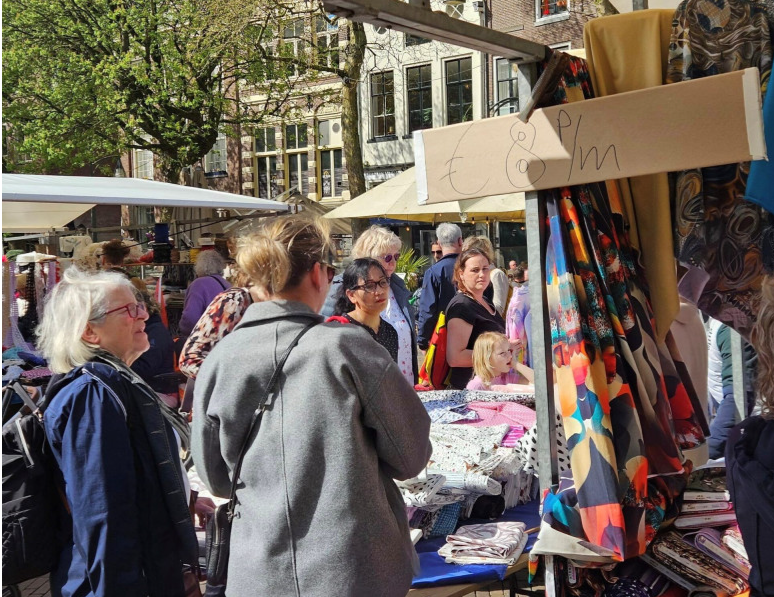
[
  {"xmin": 408, "ymin": 500, "xmax": 541, "ymax": 595},
  {"xmin": 404, "ymin": 389, "xmax": 548, "ymax": 595}
]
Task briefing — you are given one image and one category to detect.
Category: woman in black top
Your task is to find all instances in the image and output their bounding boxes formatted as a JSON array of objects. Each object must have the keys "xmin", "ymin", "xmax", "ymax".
[
  {"xmin": 330, "ymin": 258, "xmax": 399, "ymax": 363},
  {"xmin": 446, "ymin": 241, "xmax": 506, "ymax": 389}
]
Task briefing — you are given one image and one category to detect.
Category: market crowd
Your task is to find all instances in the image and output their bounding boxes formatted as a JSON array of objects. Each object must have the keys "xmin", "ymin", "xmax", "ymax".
[{"xmin": 11, "ymin": 216, "xmax": 774, "ymax": 597}]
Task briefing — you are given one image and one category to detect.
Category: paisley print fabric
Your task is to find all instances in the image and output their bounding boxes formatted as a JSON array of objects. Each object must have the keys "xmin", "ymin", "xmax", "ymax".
[
  {"xmin": 668, "ymin": 0, "xmax": 772, "ymax": 339},
  {"xmin": 178, "ymin": 287, "xmax": 253, "ymax": 378}
]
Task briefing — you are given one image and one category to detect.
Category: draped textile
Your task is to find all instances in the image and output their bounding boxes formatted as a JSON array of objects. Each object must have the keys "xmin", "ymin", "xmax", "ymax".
[
  {"xmin": 538, "ymin": 55, "xmax": 703, "ymax": 562},
  {"xmin": 667, "ymin": 0, "xmax": 772, "ymax": 339}
]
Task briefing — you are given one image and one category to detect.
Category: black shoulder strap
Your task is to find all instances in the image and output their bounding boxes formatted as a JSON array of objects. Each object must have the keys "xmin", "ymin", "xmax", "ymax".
[
  {"xmin": 226, "ymin": 321, "xmax": 315, "ymax": 520},
  {"xmin": 208, "ymin": 274, "xmax": 227, "ymax": 290}
]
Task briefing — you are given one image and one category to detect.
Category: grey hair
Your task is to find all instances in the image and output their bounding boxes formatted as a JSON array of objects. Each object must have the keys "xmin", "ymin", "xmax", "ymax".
[
  {"xmin": 436, "ymin": 223, "xmax": 462, "ymax": 248},
  {"xmin": 194, "ymin": 250, "xmax": 226, "ymax": 277},
  {"xmin": 37, "ymin": 268, "xmax": 136, "ymax": 374}
]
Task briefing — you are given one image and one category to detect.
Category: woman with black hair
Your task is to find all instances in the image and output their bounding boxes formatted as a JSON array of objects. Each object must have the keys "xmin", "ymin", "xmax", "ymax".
[{"xmin": 328, "ymin": 258, "xmax": 399, "ymax": 363}]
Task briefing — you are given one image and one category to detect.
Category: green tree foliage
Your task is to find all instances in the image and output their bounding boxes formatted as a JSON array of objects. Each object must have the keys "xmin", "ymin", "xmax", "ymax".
[{"xmin": 2, "ymin": 0, "xmax": 348, "ymax": 181}]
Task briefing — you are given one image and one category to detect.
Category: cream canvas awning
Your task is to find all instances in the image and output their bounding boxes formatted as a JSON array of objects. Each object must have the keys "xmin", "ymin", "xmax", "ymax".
[
  {"xmin": 324, "ymin": 167, "xmax": 525, "ymax": 222},
  {"xmin": 2, "ymin": 174, "xmax": 289, "ymax": 232}
]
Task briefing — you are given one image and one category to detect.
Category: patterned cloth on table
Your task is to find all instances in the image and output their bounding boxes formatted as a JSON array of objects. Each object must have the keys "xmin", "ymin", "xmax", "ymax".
[
  {"xmin": 427, "ymin": 502, "xmax": 463, "ymax": 538},
  {"xmin": 667, "ymin": 0, "xmax": 773, "ymax": 339},
  {"xmin": 455, "ymin": 401, "xmax": 536, "ymax": 430},
  {"xmin": 428, "ymin": 424, "xmax": 511, "ymax": 472},
  {"xmin": 682, "ymin": 528, "xmax": 751, "ymax": 576},
  {"xmin": 397, "ymin": 474, "xmax": 447, "ymax": 507},
  {"xmin": 438, "ymin": 521, "xmax": 528, "ymax": 565},
  {"xmin": 423, "ymin": 399, "xmax": 481, "ymax": 424},
  {"xmin": 419, "ymin": 388, "xmax": 536, "ymax": 409},
  {"xmin": 720, "ymin": 525, "xmax": 749, "ymax": 561},
  {"xmin": 515, "ymin": 411, "xmax": 571, "ymax": 476},
  {"xmin": 649, "ymin": 531, "xmax": 748, "ymax": 595},
  {"xmin": 505, "ymin": 283, "xmax": 531, "ymax": 366}
]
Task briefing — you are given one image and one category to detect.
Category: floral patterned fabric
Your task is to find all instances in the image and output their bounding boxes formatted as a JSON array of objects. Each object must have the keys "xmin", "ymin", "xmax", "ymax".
[
  {"xmin": 505, "ymin": 284, "xmax": 531, "ymax": 366},
  {"xmin": 382, "ymin": 286, "xmax": 414, "ymax": 385},
  {"xmin": 178, "ymin": 287, "xmax": 253, "ymax": 378},
  {"xmin": 667, "ymin": 0, "xmax": 772, "ymax": 340},
  {"xmin": 438, "ymin": 521, "xmax": 528, "ymax": 564}
]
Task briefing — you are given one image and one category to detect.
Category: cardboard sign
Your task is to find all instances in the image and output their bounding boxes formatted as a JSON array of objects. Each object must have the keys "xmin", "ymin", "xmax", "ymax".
[{"xmin": 415, "ymin": 68, "xmax": 766, "ymax": 204}]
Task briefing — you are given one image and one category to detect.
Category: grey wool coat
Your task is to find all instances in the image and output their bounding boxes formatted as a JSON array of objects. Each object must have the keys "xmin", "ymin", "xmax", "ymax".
[{"xmin": 192, "ymin": 300, "xmax": 432, "ymax": 597}]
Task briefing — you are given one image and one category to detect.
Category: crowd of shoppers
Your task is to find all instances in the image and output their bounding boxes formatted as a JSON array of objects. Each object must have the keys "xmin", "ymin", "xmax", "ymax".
[{"xmin": 27, "ymin": 216, "xmax": 774, "ymax": 597}]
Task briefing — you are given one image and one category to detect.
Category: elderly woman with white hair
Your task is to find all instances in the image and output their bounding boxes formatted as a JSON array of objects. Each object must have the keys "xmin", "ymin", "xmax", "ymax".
[
  {"xmin": 36, "ymin": 268, "xmax": 198, "ymax": 597},
  {"xmin": 178, "ymin": 249, "xmax": 231, "ymax": 338},
  {"xmin": 322, "ymin": 225, "xmax": 418, "ymax": 384}
]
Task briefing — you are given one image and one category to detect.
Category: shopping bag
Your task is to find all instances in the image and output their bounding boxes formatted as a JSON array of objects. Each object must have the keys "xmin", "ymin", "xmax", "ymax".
[{"xmin": 418, "ymin": 311, "xmax": 451, "ymax": 390}]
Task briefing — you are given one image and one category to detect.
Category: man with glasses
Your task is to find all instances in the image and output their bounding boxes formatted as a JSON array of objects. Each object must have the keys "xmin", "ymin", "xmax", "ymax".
[
  {"xmin": 417, "ymin": 223, "xmax": 463, "ymax": 352},
  {"xmin": 431, "ymin": 241, "xmax": 443, "ymax": 263}
]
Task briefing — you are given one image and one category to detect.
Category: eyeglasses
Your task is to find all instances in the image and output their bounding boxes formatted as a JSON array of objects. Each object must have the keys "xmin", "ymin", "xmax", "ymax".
[
  {"xmin": 381, "ymin": 253, "xmax": 401, "ymax": 264},
  {"xmin": 432, "ymin": 250, "xmax": 443, "ymax": 256},
  {"xmin": 352, "ymin": 277, "xmax": 390, "ymax": 293},
  {"xmin": 93, "ymin": 302, "xmax": 147, "ymax": 321}
]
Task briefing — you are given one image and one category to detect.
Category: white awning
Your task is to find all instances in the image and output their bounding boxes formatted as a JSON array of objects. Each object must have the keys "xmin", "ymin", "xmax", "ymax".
[{"xmin": 1, "ymin": 174, "xmax": 289, "ymax": 232}]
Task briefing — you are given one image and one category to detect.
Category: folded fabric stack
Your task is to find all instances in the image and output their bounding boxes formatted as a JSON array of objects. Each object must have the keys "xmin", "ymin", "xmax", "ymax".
[
  {"xmin": 721, "ymin": 525, "xmax": 749, "ymax": 564},
  {"xmin": 674, "ymin": 466, "xmax": 736, "ymax": 530},
  {"xmin": 438, "ymin": 521, "xmax": 528, "ymax": 565}
]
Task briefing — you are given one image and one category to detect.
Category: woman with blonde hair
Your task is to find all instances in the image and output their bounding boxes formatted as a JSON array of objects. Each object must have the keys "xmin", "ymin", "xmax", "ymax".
[
  {"xmin": 191, "ymin": 215, "xmax": 431, "ymax": 597},
  {"xmin": 726, "ymin": 274, "xmax": 774, "ymax": 597},
  {"xmin": 322, "ymin": 225, "xmax": 418, "ymax": 384}
]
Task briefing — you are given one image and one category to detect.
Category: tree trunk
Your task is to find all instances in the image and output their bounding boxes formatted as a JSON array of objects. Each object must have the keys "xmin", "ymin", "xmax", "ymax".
[{"xmin": 341, "ymin": 22, "xmax": 366, "ymax": 201}]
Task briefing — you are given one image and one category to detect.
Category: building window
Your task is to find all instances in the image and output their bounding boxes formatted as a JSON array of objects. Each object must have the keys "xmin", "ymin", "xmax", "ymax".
[
  {"xmin": 282, "ymin": 18, "xmax": 306, "ymax": 76},
  {"xmin": 255, "ymin": 127, "xmax": 280, "ymax": 199},
  {"xmin": 370, "ymin": 71, "xmax": 395, "ymax": 138},
  {"xmin": 255, "ymin": 127, "xmax": 276, "ymax": 153},
  {"xmin": 537, "ymin": 0, "xmax": 568, "ymax": 18},
  {"xmin": 495, "ymin": 58, "xmax": 519, "ymax": 116},
  {"xmin": 315, "ymin": 15, "xmax": 339, "ymax": 69},
  {"xmin": 133, "ymin": 149, "xmax": 154, "ymax": 179},
  {"xmin": 319, "ymin": 148, "xmax": 345, "ymax": 198},
  {"xmin": 445, "ymin": 57, "xmax": 473, "ymax": 125},
  {"xmin": 407, "ymin": 64, "xmax": 433, "ymax": 133},
  {"xmin": 285, "ymin": 123, "xmax": 308, "ymax": 195},
  {"xmin": 405, "ymin": 34, "xmax": 431, "ymax": 46},
  {"xmin": 204, "ymin": 132, "xmax": 227, "ymax": 174}
]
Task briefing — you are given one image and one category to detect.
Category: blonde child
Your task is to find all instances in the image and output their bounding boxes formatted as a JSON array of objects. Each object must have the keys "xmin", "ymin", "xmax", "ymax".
[{"xmin": 467, "ymin": 331, "xmax": 534, "ymax": 392}]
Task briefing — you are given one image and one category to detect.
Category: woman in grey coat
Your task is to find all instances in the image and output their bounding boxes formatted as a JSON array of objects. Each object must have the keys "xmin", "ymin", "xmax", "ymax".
[{"xmin": 192, "ymin": 216, "xmax": 432, "ymax": 597}]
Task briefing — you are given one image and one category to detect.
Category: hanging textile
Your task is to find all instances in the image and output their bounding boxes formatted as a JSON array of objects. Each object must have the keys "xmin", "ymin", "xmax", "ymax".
[
  {"xmin": 537, "ymin": 55, "xmax": 703, "ymax": 562},
  {"xmin": 583, "ymin": 9, "xmax": 679, "ymax": 342},
  {"xmin": 667, "ymin": 0, "xmax": 773, "ymax": 339}
]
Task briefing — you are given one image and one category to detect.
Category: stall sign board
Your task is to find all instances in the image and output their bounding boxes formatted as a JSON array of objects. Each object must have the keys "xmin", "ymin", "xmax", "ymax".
[{"xmin": 415, "ymin": 68, "xmax": 766, "ymax": 204}]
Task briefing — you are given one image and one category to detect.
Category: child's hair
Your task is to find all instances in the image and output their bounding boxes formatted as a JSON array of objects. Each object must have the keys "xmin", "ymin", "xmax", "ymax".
[{"xmin": 472, "ymin": 331, "xmax": 510, "ymax": 386}]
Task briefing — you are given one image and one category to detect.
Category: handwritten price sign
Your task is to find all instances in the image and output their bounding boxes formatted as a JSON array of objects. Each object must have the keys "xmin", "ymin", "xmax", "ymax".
[{"xmin": 416, "ymin": 68, "xmax": 765, "ymax": 205}]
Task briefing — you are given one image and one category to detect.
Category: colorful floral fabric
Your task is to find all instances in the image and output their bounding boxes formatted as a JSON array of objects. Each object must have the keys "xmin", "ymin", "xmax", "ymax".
[
  {"xmin": 505, "ymin": 284, "xmax": 531, "ymax": 366},
  {"xmin": 178, "ymin": 287, "xmax": 252, "ymax": 378}
]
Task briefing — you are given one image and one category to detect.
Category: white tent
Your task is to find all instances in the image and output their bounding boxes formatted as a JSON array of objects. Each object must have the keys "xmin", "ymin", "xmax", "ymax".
[{"xmin": 1, "ymin": 174, "xmax": 289, "ymax": 232}]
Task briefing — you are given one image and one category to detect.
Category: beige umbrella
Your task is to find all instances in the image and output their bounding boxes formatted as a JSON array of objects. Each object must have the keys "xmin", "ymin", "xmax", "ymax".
[{"xmin": 324, "ymin": 167, "xmax": 525, "ymax": 223}]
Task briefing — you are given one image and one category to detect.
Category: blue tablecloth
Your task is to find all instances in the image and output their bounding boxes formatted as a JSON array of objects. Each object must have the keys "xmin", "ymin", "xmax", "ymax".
[{"xmin": 411, "ymin": 499, "xmax": 541, "ymax": 588}]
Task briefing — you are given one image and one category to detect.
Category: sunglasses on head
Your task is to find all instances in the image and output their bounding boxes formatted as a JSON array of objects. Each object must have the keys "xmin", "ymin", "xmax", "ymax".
[{"xmin": 382, "ymin": 253, "xmax": 401, "ymax": 264}]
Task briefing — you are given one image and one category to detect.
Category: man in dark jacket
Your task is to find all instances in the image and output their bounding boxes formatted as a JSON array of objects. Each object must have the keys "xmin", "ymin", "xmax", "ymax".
[{"xmin": 417, "ymin": 223, "xmax": 462, "ymax": 350}]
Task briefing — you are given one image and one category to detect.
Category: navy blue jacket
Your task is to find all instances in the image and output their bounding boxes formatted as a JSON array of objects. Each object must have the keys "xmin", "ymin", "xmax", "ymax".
[
  {"xmin": 43, "ymin": 360, "xmax": 196, "ymax": 597},
  {"xmin": 417, "ymin": 254, "xmax": 459, "ymax": 350},
  {"xmin": 726, "ymin": 416, "xmax": 774, "ymax": 597}
]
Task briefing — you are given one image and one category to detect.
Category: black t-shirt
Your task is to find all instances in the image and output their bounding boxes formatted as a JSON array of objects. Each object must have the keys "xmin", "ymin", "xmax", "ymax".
[
  {"xmin": 445, "ymin": 293, "xmax": 505, "ymax": 389},
  {"xmin": 345, "ymin": 314, "xmax": 399, "ymax": 364}
]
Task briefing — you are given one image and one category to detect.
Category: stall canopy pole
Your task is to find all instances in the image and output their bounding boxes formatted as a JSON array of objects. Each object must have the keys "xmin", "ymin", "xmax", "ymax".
[{"xmin": 526, "ymin": 190, "xmax": 559, "ymax": 493}]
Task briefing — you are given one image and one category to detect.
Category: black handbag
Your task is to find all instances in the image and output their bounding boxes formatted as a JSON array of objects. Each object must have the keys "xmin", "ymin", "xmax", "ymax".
[{"xmin": 204, "ymin": 322, "xmax": 315, "ymax": 587}]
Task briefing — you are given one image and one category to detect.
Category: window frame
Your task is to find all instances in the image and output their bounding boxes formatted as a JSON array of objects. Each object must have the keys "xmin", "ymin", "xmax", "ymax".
[
  {"xmin": 535, "ymin": 0, "xmax": 569, "ymax": 23},
  {"xmin": 370, "ymin": 71, "xmax": 396, "ymax": 139},
  {"xmin": 284, "ymin": 123, "xmax": 309, "ymax": 195},
  {"xmin": 204, "ymin": 132, "xmax": 228, "ymax": 175},
  {"xmin": 445, "ymin": 56, "xmax": 474, "ymax": 125},
  {"xmin": 132, "ymin": 148, "xmax": 154, "ymax": 180},
  {"xmin": 315, "ymin": 15, "xmax": 339, "ymax": 69},
  {"xmin": 494, "ymin": 58, "xmax": 519, "ymax": 116},
  {"xmin": 406, "ymin": 63, "xmax": 433, "ymax": 133},
  {"xmin": 318, "ymin": 147, "xmax": 345, "ymax": 199}
]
